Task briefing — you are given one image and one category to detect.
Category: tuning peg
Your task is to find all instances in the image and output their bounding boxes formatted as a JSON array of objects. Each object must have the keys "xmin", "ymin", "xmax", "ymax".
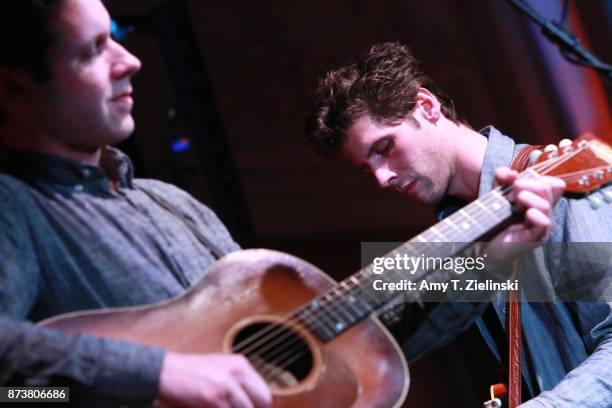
[
  {"xmin": 588, "ymin": 195, "xmax": 602, "ymax": 209},
  {"xmin": 544, "ymin": 144, "xmax": 558, "ymax": 152},
  {"xmin": 602, "ymin": 188, "xmax": 612, "ymax": 203},
  {"xmin": 558, "ymin": 139, "xmax": 574, "ymax": 154},
  {"xmin": 544, "ymin": 144, "xmax": 559, "ymax": 158},
  {"xmin": 528, "ymin": 149, "xmax": 543, "ymax": 165}
]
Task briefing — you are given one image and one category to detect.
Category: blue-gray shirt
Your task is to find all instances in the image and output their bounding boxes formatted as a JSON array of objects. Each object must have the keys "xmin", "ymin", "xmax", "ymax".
[
  {"xmin": 402, "ymin": 128, "xmax": 612, "ymax": 407},
  {"xmin": 0, "ymin": 146, "xmax": 240, "ymax": 405},
  {"xmin": 478, "ymin": 128, "xmax": 612, "ymax": 408}
]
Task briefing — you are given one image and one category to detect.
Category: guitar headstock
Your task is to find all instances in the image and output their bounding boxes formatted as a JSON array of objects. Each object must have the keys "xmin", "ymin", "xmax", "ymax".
[{"xmin": 531, "ymin": 133, "xmax": 612, "ymax": 206}]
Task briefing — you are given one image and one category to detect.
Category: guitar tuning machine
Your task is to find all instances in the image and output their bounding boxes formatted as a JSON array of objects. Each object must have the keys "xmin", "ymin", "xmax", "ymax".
[
  {"xmin": 544, "ymin": 144, "xmax": 558, "ymax": 152},
  {"xmin": 558, "ymin": 139, "xmax": 574, "ymax": 154},
  {"xmin": 544, "ymin": 144, "xmax": 559, "ymax": 158},
  {"xmin": 528, "ymin": 149, "xmax": 543, "ymax": 166}
]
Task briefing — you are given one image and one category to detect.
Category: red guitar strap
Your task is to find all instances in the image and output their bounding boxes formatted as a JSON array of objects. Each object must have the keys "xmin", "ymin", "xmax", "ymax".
[
  {"xmin": 506, "ymin": 145, "xmax": 544, "ymax": 408},
  {"xmin": 507, "ymin": 277, "xmax": 521, "ymax": 408}
]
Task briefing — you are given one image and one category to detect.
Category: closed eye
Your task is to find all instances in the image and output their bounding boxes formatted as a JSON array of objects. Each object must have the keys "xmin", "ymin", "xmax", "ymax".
[
  {"xmin": 373, "ymin": 138, "xmax": 393, "ymax": 156},
  {"xmin": 79, "ymin": 34, "xmax": 109, "ymax": 62}
]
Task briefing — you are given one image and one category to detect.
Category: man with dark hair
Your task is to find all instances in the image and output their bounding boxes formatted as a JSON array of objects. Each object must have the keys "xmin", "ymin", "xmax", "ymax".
[
  {"xmin": 305, "ymin": 42, "xmax": 612, "ymax": 407},
  {"xmin": 0, "ymin": 0, "xmax": 271, "ymax": 407}
]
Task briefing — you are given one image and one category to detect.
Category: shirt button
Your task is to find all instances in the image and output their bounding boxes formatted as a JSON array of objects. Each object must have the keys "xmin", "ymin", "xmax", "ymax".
[
  {"xmin": 503, "ymin": 307, "xmax": 508, "ymax": 314},
  {"xmin": 82, "ymin": 168, "xmax": 92, "ymax": 177},
  {"xmin": 74, "ymin": 184, "xmax": 84, "ymax": 192}
]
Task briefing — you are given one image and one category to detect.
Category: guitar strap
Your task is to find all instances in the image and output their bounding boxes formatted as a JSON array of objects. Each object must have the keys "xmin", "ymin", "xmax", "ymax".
[
  {"xmin": 138, "ymin": 186, "xmax": 227, "ymax": 260},
  {"xmin": 506, "ymin": 273, "xmax": 521, "ymax": 408},
  {"xmin": 506, "ymin": 144, "xmax": 544, "ymax": 408}
]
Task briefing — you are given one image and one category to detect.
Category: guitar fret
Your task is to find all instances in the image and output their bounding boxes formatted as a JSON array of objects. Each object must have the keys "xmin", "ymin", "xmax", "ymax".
[
  {"xmin": 474, "ymin": 199, "xmax": 493, "ymax": 214},
  {"xmin": 430, "ymin": 226, "xmax": 447, "ymax": 241},
  {"xmin": 443, "ymin": 217, "xmax": 471, "ymax": 240},
  {"xmin": 330, "ymin": 296, "xmax": 356, "ymax": 328},
  {"xmin": 458, "ymin": 208, "xmax": 480, "ymax": 232},
  {"xmin": 319, "ymin": 294, "xmax": 348, "ymax": 333},
  {"xmin": 401, "ymin": 243, "xmax": 419, "ymax": 255},
  {"xmin": 340, "ymin": 281, "xmax": 370, "ymax": 315},
  {"xmin": 489, "ymin": 191, "xmax": 506, "ymax": 211},
  {"xmin": 331, "ymin": 288, "xmax": 359, "ymax": 323},
  {"xmin": 297, "ymin": 302, "xmax": 336, "ymax": 340}
]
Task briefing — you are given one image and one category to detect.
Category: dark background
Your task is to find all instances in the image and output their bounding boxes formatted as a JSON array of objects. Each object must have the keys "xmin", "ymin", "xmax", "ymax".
[{"xmin": 105, "ymin": 0, "xmax": 612, "ymax": 405}]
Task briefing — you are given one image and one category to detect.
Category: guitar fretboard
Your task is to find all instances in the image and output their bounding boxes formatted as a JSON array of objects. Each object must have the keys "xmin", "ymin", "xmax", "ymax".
[{"xmin": 295, "ymin": 188, "xmax": 513, "ymax": 342}]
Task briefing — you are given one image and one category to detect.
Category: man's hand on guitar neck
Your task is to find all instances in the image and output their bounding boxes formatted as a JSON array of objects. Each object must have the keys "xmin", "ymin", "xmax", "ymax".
[
  {"xmin": 158, "ymin": 352, "xmax": 273, "ymax": 408},
  {"xmin": 478, "ymin": 167, "xmax": 566, "ymax": 261}
]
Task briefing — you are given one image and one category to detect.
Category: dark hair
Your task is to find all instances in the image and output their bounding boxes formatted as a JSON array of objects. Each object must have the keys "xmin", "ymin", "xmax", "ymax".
[
  {"xmin": 304, "ymin": 42, "xmax": 465, "ymax": 157},
  {"xmin": 0, "ymin": 0, "xmax": 64, "ymax": 124},
  {"xmin": 0, "ymin": 0, "xmax": 65, "ymax": 79}
]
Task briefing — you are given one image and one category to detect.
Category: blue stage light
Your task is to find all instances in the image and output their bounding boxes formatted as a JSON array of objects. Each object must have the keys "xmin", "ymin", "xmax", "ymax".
[
  {"xmin": 111, "ymin": 19, "xmax": 135, "ymax": 42},
  {"xmin": 171, "ymin": 137, "xmax": 191, "ymax": 154}
]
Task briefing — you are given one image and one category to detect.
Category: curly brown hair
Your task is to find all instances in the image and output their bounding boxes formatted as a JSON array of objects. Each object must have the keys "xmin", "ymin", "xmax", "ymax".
[{"xmin": 304, "ymin": 42, "xmax": 464, "ymax": 157}]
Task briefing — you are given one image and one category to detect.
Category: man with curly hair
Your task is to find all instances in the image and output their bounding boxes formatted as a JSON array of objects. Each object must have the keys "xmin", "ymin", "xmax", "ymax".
[{"xmin": 305, "ymin": 42, "xmax": 612, "ymax": 407}]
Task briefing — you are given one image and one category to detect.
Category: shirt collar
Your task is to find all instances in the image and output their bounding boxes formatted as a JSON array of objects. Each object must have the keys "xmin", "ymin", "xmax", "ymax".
[
  {"xmin": 436, "ymin": 126, "xmax": 516, "ymax": 220},
  {"xmin": 0, "ymin": 145, "xmax": 134, "ymax": 196},
  {"xmin": 477, "ymin": 126, "xmax": 517, "ymax": 197}
]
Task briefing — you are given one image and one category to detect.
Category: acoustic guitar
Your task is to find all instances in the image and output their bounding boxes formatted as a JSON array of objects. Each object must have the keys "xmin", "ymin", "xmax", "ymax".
[{"xmin": 41, "ymin": 134, "xmax": 612, "ymax": 407}]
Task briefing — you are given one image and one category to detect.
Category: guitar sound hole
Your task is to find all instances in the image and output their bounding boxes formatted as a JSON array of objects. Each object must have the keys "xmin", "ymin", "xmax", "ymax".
[{"xmin": 232, "ymin": 322, "xmax": 313, "ymax": 389}]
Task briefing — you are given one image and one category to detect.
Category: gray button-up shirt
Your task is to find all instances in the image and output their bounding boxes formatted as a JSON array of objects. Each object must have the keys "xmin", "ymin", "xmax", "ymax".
[{"xmin": 0, "ymin": 146, "xmax": 239, "ymax": 405}]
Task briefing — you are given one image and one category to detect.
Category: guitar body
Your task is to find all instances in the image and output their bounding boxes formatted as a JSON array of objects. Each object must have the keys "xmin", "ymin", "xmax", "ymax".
[{"xmin": 41, "ymin": 249, "xmax": 409, "ymax": 408}]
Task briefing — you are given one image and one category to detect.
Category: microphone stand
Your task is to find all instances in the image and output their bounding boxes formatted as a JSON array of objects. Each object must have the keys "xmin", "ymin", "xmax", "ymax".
[{"xmin": 505, "ymin": 0, "xmax": 612, "ymax": 82}]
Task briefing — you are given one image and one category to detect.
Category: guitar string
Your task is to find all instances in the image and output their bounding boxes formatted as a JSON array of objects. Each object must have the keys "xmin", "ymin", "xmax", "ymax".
[
  {"xmin": 241, "ymin": 151, "xmax": 580, "ymax": 380},
  {"xmin": 233, "ymin": 148, "xmax": 578, "ymax": 360},
  {"xmin": 235, "ymin": 145, "xmax": 584, "ymax": 358},
  {"xmin": 237, "ymin": 149, "xmax": 582, "ymax": 379},
  {"xmin": 547, "ymin": 165, "xmax": 610, "ymax": 179},
  {"xmin": 253, "ymin": 151, "xmax": 599, "ymax": 380},
  {"xmin": 250, "ymin": 185, "xmax": 529, "ymax": 380},
  {"xmin": 235, "ymin": 146, "xmax": 590, "ymax": 378}
]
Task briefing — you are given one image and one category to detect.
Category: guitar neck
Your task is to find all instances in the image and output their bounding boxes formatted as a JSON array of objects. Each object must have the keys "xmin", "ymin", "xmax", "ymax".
[{"xmin": 295, "ymin": 188, "xmax": 513, "ymax": 342}]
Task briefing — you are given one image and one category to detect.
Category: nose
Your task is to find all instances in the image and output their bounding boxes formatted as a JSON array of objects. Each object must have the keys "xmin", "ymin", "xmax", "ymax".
[
  {"xmin": 110, "ymin": 39, "xmax": 142, "ymax": 79},
  {"xmin": 372, "ymin": 165, "xmax": 397, "ymax": 189}
]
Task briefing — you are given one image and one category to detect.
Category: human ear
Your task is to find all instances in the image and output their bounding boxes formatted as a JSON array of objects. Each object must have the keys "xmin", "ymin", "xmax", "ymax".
[{"xmin": 415, "ymin": 87, "xmax": 442, "ymax": 123}]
